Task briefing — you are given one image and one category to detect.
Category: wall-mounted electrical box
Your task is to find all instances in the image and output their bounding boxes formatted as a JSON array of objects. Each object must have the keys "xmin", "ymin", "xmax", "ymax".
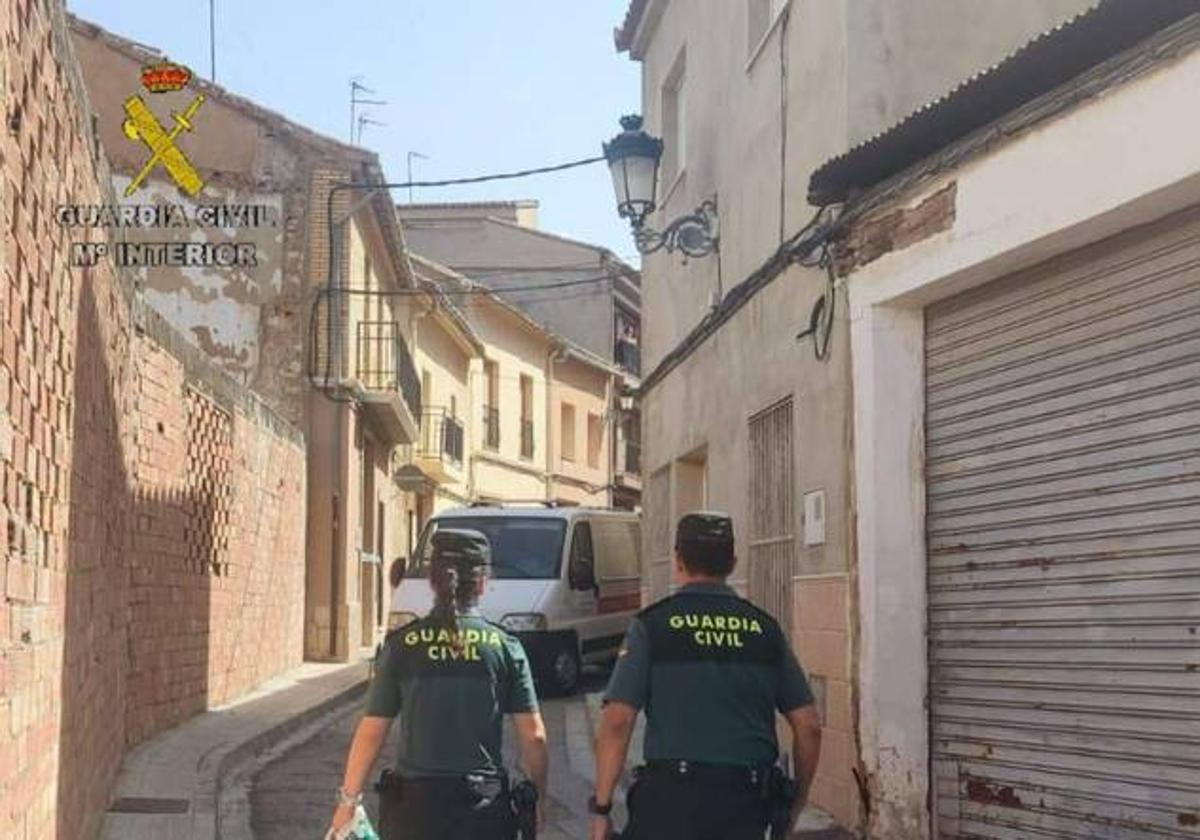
[{"xmin": 803, "ymin": 489, "xmax": 826, "ymax": 546}]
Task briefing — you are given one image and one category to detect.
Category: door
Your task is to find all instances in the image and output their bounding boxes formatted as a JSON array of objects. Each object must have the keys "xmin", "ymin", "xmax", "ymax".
[{"xmin": 924, "ymin": 206, "xmax": 1200, "ymax": 838}]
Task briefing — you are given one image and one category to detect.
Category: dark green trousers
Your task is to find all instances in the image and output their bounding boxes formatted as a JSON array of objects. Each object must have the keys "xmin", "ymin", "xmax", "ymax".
[
  {"xmin": 623, "ymin": 772, "xmax": 771, "ymax": 840},
  {"xmin": 378, "ymin": 775, "xmax": 516, "ymax": 840}
]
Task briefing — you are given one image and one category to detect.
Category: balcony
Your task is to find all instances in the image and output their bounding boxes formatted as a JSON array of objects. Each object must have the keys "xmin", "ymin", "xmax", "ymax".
[
  {"xmin": 395, "ymin": 407, "xmax": 464, "ymax": 488},
  {"xmin": 624, "ymin": 438, "xmax": 641, "ymax": 474},
  {"xmin": 520, "ymin": 418, "xmax": 535, "ymax": 460},
  {"xmin": 353, "ymin": 321, "xmax": 421, "ymax": 446},
  {"xmin": 615, "ymin": 339, "xmax": 640, "ymax": 376},
  {"xmin": 482, "ymin": 405, "xmax": 500, "ymax": 451},
  {"xmin": 616, "ymin": 438, "xmax": 642, "ymax": 492}
]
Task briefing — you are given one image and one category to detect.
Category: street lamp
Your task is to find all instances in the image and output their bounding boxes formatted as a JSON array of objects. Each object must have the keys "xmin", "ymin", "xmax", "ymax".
[{"xmin": 603, "ymin": 114, "xmax": 719, "ymax": 258}]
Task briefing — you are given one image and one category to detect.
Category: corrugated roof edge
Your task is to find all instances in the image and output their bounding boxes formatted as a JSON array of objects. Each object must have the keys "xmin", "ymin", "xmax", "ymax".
[{"xmin": 808, "ymin": 0, "xmax": 1200, "ymax": 206}]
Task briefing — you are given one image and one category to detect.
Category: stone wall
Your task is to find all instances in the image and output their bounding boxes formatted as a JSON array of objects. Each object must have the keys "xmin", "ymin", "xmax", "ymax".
[{"xmin": 0, "ymin": 3, "xmax": 307, "ymax": 838}]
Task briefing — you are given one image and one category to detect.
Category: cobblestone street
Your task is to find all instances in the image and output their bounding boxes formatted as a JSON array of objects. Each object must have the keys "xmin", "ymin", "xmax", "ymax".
[{"xmin": 250, "ymin": 672, "xmax": 623, "ymax": 840}]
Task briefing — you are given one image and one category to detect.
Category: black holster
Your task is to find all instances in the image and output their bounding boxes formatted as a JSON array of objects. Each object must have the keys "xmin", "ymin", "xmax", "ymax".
[
  {"xmin": 375, "ymin": 768, "xmax": 404, "ymax": 800},
  {"xmin": 509, "ymin": 779, "xmax": 538, "ymax": 840},
  {"xmin": 767, "ymin": 765, "xmax": 799, "ymax": 840}
]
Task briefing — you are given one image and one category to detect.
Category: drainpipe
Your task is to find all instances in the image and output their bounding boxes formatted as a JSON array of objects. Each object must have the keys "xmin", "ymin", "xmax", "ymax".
[
  {"xmin": 330, "ymin": 403, "xmax": 346, "ymax": 659},
  {"xmin": 544, "ymin": 343, "xmax": 569, "ymax": 501},
  {"xmin": 604, "ymin": 371, "xmax": 615, "ymax": 508}
]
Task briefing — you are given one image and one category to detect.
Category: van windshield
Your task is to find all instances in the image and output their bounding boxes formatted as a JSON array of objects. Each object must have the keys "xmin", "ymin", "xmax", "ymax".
[{"xmin": 408, "ymin": 517, "xmax": 567, "ymax": 580}]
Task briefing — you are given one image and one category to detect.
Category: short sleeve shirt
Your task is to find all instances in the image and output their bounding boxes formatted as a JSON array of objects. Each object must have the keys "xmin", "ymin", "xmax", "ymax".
[
  {"xmin": 604, "ymin": 582, "xmax": 813, "ymax": 765},
  {"xmin": 366, "ymin": 611, "xmax": 538, "ymax": 777}
]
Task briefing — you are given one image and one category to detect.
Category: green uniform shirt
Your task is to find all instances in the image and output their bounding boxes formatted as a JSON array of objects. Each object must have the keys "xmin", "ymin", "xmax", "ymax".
[
  {"xmin": 604, "ymin": 582, "xmax": 813, "ymax": 766},
  {"xmin": 365, "ymin": 610, "xmax": 539, "ymax": 777}
]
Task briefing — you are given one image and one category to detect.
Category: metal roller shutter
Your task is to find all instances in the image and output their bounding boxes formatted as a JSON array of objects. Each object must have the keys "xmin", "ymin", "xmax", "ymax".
[{"xmin": 925, "ymin": 206, "xmax": 1200, "ymax": 839}]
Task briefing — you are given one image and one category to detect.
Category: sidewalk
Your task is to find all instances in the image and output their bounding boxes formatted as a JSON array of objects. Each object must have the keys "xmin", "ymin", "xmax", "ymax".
[{"xmin": 100, "ymin": 660, "xmax": 371, "ymax": 840}]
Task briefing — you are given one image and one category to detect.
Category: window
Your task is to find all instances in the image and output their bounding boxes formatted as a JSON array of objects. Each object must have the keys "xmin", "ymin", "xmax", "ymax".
[
  {"xmin": 483, "ymin": 360, "xmax": 499, "ymax": 450},
  {"xmin": 519, "ymin": 375, "xmax": 535, "ymax": 460},
  {"xmin": 748, "ymin": 397, "xmax": 794, "ymax": 636},
  {"xmin": 748, "ymin": 0, "xmax": 788, "ymax": 59},
  {"xmin": 661, "ymin": 49, "xmax": 686, "ymax": 189},
  {"xmin": 568, "ymin": 522, "xmax": 595, "ymax": 591},
  {"xmin": 561, "ymin": 403, "xmax": 576, "ymax": 462},
  {"xmin": 587, "ymin": 412, "xmax": 603, "ymax": 470}
]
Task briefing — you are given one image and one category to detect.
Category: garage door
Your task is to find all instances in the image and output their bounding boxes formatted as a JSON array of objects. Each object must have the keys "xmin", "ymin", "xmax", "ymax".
[{"xmin": 925, "ymin": 206, "xmax": 1200, "ymax": 839}]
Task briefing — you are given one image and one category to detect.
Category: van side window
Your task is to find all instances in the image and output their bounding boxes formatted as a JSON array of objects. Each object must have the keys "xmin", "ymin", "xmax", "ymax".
[
  {"xmin": 571, "ymin": 522, "xmax": 594, "ymax": 565},
  {"xmin": 569, "ymin": 522, "xmax": 596, "ymax": 590}
]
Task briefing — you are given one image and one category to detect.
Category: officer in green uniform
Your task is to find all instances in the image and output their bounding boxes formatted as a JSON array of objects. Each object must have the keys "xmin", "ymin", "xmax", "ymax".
[
  {"xmin": 329, "ymin": 529, "xmax": 548, "ymax": 840},
  {"xmin": 590, "ymin": 512, "xmax": 822, "ymax": 840}
]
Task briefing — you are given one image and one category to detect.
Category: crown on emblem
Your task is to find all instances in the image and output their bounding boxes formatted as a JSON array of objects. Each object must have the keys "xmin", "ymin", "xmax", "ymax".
[{"xmin": 140, "ymin": 62, "xmax": 192, "ymax": 94}]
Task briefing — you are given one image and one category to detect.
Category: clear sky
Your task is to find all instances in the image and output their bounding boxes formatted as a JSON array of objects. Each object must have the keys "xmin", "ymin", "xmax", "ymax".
[{"xmin": 67, "ymin": 0, "xmax": 642, "ymax": 263}]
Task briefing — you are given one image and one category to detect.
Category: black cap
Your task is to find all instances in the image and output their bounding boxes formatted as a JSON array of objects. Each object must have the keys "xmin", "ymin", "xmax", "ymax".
[
  {"xmin": 675, "ymin": 511, "xmax": 734, "ymax": 547},
  {"xmin": 431, "ymin": 528, "xmax": 491, "ymax": 567}
]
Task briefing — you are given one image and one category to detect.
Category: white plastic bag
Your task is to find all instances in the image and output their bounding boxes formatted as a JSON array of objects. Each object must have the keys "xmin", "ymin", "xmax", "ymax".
[{"xmin": 323, "ymin": 804, "xmax": 380, "ymax": 840}]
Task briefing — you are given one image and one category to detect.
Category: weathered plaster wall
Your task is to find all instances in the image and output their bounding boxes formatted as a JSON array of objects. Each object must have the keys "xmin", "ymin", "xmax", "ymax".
[
  {"xmin": 466, "ymin": 301, "xmax": 551, "ymax": 501},
  {"xmin": 69, "ymin": 22, "xmax": 352, "ymax": 430},
  {"xmin": 639, "ymin": 258, "xmax": 857, "ymax": 825},
  {"xmin": 844, "ymin": 0, "xmax": 1096, "ymax": 147},
  {"xmin": 550, "ymin": 355, "xmax": 611, "ymax": 505},
  {"xmin": 412, "ymin": 309, "xmax": 474, "ymax": 504}
]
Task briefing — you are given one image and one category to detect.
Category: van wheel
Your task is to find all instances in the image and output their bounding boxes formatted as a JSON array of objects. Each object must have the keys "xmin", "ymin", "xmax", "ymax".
[{"xmin": 545, "ymin": 642, "xmax": 581, "ymax": 696}]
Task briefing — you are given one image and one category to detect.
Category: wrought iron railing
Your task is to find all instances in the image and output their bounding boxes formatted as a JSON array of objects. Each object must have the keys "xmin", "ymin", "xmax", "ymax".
[
  {"xmin": 482, "ymin": 405, "xmax": 500, "ymax": 451},
  {"xmin": 615, "ymin": 339, "xmax": 641, "ymax": 375},
  {"xmin": 356, "ymin": 320, "xmax": 421, "ymax": 418},
  {"xmin": 415, "ymin": 407, "xmax": 463, "ymax": 466},
  {"xmin": 623, "ymin": 438, "xmax": 641, "ymax": 474},
  {"xmin": 520, "ymin": 418, "xmax": 535, "ymax": 460}
]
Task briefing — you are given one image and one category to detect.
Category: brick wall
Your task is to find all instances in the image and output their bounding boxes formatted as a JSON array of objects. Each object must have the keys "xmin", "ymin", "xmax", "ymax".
[
  {"xmin": 0, "ymin": 3, "xmax": 307, "ymax": 838},
  {"xmin": 125, "ymin": 319, "xmax": 306, "ymax": 745}
]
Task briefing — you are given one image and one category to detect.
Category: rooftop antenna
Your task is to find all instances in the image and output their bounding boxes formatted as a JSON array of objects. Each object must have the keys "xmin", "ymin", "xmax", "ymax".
[
  {"xmin": 357, "ymin": 113, "xmax": 386, "ymax": 146},
  {"xmin": 406, "ymin": 151, "xmax": 430, "ymax": 203},
  {"xmin": 349, "ymin": 79, "xmax": 387, "ymax": 144}
]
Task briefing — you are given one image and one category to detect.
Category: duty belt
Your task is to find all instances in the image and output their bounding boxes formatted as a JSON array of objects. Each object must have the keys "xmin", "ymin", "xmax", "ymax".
[{"xmin": 640, "ymin": 759, "xmax": 771, "ymax": 789}]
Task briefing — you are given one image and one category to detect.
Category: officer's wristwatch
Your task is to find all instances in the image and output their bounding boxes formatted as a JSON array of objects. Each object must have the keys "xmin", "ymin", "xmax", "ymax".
[{"xmin": 587, "ymin": 794, "xmax": 613, "ymax": 816}]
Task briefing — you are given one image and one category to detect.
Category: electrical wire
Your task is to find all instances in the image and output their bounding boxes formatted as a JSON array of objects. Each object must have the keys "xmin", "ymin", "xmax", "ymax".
[
  {"xmin": 329, "ymin": 274, "xmax": 616, "ymax": 297},
  {"xmin": 316, "ymin": 154, "xmax": 607, "ymax": 397}
]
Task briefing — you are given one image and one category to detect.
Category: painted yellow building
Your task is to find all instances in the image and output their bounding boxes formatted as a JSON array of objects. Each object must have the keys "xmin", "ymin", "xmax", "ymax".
[
  {"xmin": 394, "ymin": 271, "xmax": 483, "ymax": 546},
  {"xmin": 397, "ymin": 254, "xmax": 622, "ymax": 533}
]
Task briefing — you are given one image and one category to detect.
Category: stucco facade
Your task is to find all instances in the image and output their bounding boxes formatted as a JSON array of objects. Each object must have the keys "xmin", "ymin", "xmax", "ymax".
[
  {"xmin": 398, "ymin": 202, "xmax": 642, "ymax": 509},
  {"xmin": 618, "ymin": 0, "xmax": 1097, "ymax": 831},
  {"xmin": 410, "ymin": 256, "xmax": 620, "ymax": 510}
]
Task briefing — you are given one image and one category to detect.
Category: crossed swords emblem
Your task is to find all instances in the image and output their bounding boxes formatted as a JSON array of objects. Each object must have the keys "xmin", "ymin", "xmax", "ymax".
[{"xmin": 121, "ymin": 93, "xmax": 206, "ymax": 197}]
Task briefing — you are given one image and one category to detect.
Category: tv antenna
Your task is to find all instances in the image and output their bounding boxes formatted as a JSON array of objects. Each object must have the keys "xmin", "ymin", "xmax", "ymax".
[
  {"xmin": 349, "ymin": 79, "xmax": 387, "ymax": 144},
  {"xmin": 357, "ymin": 113, "xmax": 386, "ymax": 145}
]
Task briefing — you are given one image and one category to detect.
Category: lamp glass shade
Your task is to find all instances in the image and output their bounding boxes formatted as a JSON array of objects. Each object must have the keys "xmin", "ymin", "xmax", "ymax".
[
  {"xmin": 608, "ymin": 154, "xmax": 658, "ymax": 225},
  {"xmin": 603, "ymin": 115, "xmax": 662, "ymax": 227}
]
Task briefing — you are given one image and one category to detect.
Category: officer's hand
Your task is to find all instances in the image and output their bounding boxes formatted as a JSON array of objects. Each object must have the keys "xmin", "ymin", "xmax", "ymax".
[
  {"xmin": 329, "ymin": 803, "xmax": 355, "ymax": 837},
  {"xmin": 589, "ymin": 814, "xmax": 612, "ymax": 840}
]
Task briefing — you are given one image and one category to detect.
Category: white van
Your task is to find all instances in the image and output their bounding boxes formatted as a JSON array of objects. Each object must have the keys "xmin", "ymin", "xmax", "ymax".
[{"xmin": 388, "ymin": 504, "xmax": 642, "ymax": 695}]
